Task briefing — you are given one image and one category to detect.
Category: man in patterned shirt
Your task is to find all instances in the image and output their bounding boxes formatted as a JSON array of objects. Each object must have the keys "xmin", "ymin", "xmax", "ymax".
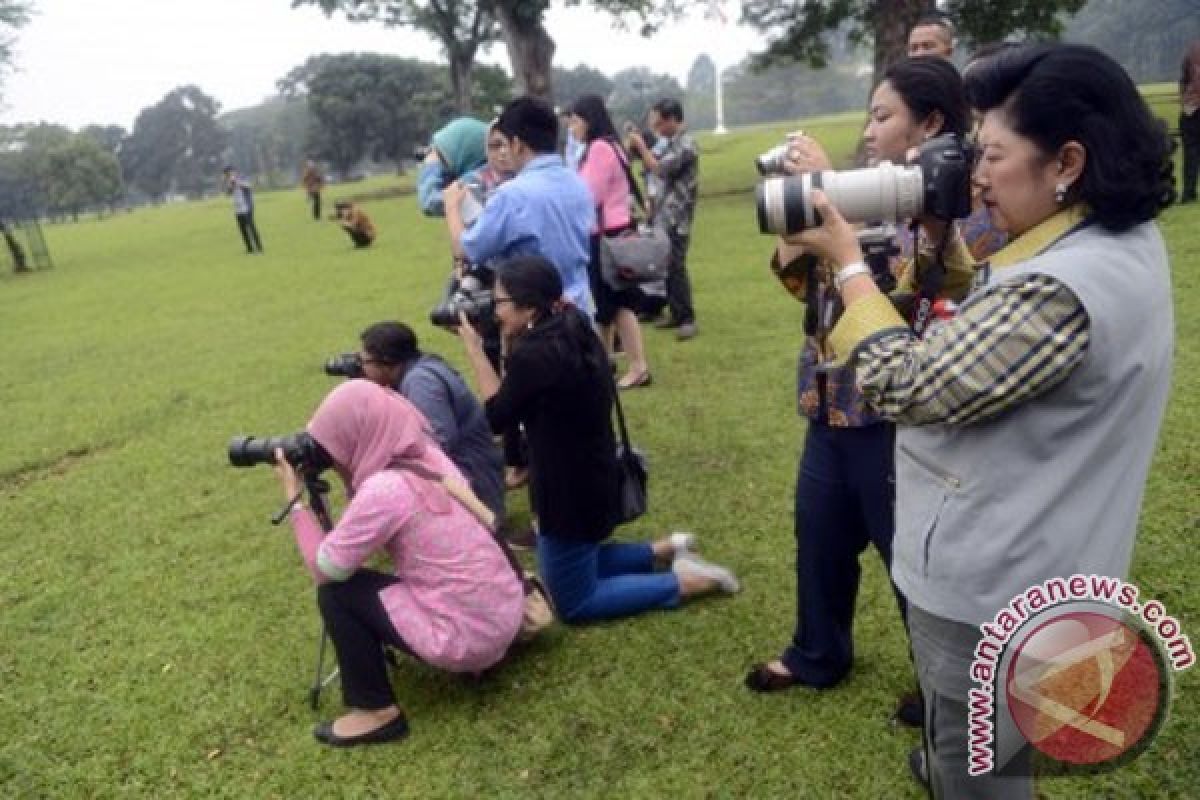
[{"xmin": 627, "ymin": 98, "xmax": 700, "ymax": 340}]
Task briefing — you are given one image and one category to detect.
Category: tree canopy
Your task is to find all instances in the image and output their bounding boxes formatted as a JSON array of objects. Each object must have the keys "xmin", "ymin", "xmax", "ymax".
[
  {"xmin": 0, "ymin": 0, "xmax": 32, "ymax": 101},
  {"xmin": 121, "ymin": 86, "xmax": 227, "ymax": 201}
]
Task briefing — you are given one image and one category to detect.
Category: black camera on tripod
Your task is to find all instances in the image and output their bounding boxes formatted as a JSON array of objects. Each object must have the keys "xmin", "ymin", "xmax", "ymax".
[{"xmin": 227, "ymin": 432, "xmax": 332, "ymax": 474}]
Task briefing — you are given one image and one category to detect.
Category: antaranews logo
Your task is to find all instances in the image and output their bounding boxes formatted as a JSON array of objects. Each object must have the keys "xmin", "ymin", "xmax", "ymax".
[{"xmin": 967, "ymin": 574, "xmax": 1194, "ymax": 777}]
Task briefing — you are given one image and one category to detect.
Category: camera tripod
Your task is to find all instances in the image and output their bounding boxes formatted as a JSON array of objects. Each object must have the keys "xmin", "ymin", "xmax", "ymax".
[{"xmin": 273, "ymin": 470, "xmax": 340, "ymax": 710}]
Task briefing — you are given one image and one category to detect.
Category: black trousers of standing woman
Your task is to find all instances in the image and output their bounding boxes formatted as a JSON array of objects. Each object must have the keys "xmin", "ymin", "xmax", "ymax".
[
  {"xmin": 317, "ymin": 569, "xmax": 411, "ymax": 709},
  {"xmin": 782, "ymin": 418, "xmax": 905, "ymax": 686},
  {"xmin": 235, "ymin": 212, "xmax": 263, "ymax": 253}
]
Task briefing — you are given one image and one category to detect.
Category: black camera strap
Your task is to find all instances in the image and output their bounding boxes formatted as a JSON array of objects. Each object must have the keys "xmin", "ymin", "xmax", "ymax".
[{"xmin": 908, "ymin": 220, "xmax": 950, "ymax": 339}]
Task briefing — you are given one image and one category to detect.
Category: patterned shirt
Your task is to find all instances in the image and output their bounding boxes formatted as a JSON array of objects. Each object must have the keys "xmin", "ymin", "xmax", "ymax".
[
  {"xmin": 655, "ymin": 132, "xmax": 699, "ymax": 235},
  {"xmin": 774, "ymin": 221, "xmax": 986, "ymax": 428},
  {"xmin": 829, "ymin": 208, "xmax": 1093, "ymax": 426}
]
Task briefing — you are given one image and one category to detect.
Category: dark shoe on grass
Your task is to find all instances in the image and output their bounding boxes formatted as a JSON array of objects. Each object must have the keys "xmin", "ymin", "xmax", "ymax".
[
  {"xmin": 894, "ymin": 692, "xmax": 924, "ymax": 727},
  {"xmin": 314, "ymin": 713, "xmax": 409, "ymax": 747},
  {"xmin": 676, "ymin": 322, "xmax": 698, "ymax": 341}
]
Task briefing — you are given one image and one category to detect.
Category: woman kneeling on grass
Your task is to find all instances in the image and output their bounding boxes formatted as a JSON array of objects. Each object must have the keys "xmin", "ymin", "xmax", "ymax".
[
  {"xmin": 458, "ymin": 255, "xmax": 740, "ymax": 622},
  {"xmin": 272, "ymin": 379, "xmax": 524, "ymax": 747}
]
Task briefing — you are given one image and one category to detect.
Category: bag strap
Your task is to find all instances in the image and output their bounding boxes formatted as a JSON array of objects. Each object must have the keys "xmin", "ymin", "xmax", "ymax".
[
  {"xmin": 392, "ymin": 461, "xmax": 530, "ymax": 587},
  {"xmin": 608, "ymin": 370, "xmax": 635, "ymax": 458}
]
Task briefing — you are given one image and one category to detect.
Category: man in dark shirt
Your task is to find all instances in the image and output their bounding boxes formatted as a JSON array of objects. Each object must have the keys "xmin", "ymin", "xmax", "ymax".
[
  {"xmin": 355, "ymin": 321, "xmax": 505, "ymax": 523},
  {"xmin": 626, "ymin": 98, "xmax": 700, "ymax": 340}
]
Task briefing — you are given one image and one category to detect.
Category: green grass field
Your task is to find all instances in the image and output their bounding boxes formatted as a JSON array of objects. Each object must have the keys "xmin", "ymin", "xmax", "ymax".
[{"xmin": 1, "ymin": 112, "xmax": 1197, "ymax": 799}]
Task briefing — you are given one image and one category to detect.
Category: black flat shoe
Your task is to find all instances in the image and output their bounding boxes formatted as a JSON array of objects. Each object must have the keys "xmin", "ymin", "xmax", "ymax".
[{"xmin": 313, "ymin": 713, "xmax": 410, "ymax": 747}]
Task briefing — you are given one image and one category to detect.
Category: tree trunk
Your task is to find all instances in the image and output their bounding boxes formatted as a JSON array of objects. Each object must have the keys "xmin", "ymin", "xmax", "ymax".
[
  {"xmin": 492, "ymin": 2, "xmax": 555, "ymax": 102},
  {"xmin": 449, "ymin": 51, "xmax": 475, "ymax": 113},
  {"xmin": 871, "ymin": 0, "xmax": 928, "ymax": 89},
  {"xmin": 1, "ymin": 220, "xmax": 30, "ymax": 272}
]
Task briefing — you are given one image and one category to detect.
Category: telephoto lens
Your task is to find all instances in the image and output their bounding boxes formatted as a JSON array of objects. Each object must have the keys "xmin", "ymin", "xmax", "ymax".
[
  {"xmin": 324, "ymin": 352, "xmax": 363, "ymax": 378},
  {"xmin": 756, "ymin": 162, "xmax": 925, "ymax": 235},
  {"xmin": 227, "ymin": 432, "xmax": 332, "ymax": 472}
]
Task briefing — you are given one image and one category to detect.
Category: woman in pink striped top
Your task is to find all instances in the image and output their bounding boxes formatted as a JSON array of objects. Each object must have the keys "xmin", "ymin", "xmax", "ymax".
[
  {"xmin": 272, "ymin": 379, "xmax": 524, "ymax": 747},
  {"xmin": 567, "ymin": 94, "xmax": 654, "ymax": 390}
]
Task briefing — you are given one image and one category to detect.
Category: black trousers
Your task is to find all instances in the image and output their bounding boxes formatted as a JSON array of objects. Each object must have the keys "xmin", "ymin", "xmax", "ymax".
[
  {"xmin": 308, "ymin": 191, "xmax": 322, "ymax": 220},
  {"xmin": 317, "ymin": 569, "xmax": 410, "ymax": 710},
  {"xmin": 783, "ymin": 420, "xmax": 906, "ymax": 685},
  {"xmin": 665, "ymin": 229, "xmax": 695, "ymax": 325},
  {"xmin": 1181, "ymin": 111, "xmax": 1200, "ymax": 201},
  {"xmin": 235, "ymin": 212, "xmax": 263, "ymax": 252}
]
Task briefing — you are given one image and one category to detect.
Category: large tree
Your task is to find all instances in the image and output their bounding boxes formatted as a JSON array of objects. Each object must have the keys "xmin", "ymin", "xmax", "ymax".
[
  {"xmin": 293, "ymin": 0, "xmax": 497, "ymax": 113},
  {"xmin": 0, "ymin": 0, "xmax": 32, "ymax": 101},
  {"xmin": 304, "ymin": 53, "xmax": 447, "ymax": 175},
  {"xmin": 122, "ymin": 86, "xmax": 227, "ymax": 200},
  {"xmin": 742, "ymin": 0, "xmax": 1090, "ymax": 90}
]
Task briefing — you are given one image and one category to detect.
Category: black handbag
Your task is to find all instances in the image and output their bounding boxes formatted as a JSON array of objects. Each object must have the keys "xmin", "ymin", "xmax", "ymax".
[{"xmin": 611, "ymin": 378, "xmax": 648, "ymax": 524}]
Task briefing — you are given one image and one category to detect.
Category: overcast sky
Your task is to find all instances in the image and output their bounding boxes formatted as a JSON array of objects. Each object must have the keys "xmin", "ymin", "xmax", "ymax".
[{"xmin": 0, "ymin": 0, "xmax": 765, "ymax": 131}]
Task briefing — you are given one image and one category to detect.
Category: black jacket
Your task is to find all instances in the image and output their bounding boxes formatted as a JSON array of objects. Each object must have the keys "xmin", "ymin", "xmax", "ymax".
[{"xmin": 485, "ymin": 312, "xmax": 619, "ymax": 541}]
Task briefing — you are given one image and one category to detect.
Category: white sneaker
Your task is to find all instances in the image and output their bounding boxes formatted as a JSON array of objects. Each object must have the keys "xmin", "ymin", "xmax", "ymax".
[
  {"xmin": 672, "ymin": 553, "xmax": 740, "ymax": 594},
  {"xmin": 668, "ymin": 531, "xmax": 697, "ymax": 560}
]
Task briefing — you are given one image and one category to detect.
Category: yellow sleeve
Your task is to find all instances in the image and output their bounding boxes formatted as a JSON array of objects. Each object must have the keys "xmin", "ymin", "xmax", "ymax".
[
  {"xmin": 892, "ymin": 227, "xmax": 976, "ymax": 302},
  {"xmin": 827, "ymin": 293, "xmax": 907, "ymax": 365}
]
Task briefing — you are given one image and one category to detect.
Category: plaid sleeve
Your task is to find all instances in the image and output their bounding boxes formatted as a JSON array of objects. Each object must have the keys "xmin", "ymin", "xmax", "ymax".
[{"xmin": 851, "ymin": 274, "xmax": 1091, "ymax": 426}]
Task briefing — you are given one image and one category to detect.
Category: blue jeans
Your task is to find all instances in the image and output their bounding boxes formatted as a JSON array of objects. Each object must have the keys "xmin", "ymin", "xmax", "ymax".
[
  {"xmin": 536, "ymin": 534, "xmax": 680, "ymax": 623},
  {"xmin": 782, "ymin": 419, "xmax": 905, "ymax": 686}
]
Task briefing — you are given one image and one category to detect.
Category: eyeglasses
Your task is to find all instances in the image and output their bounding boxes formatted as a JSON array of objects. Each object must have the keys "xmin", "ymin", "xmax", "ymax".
[{"xmin": 493, "ymin": 295, "xmax": 515, "ymax": 306}]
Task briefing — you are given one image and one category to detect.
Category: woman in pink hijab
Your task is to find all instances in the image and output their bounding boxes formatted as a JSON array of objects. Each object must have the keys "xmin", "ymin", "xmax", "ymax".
[{"xmin": 272, "ymin": 379, "xmax": 524, "ymax": 747}]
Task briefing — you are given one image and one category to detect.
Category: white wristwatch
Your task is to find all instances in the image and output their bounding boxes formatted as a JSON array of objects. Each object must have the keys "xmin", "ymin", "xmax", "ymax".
[{"xmin": 833, "ymin": 261, "xmax": 871, "ymax": 292}]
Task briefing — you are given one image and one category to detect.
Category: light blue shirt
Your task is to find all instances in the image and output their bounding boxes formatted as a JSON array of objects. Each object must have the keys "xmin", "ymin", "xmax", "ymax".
[{"xmin": 461, "ymin": 154, "xmax": 596, "ymax": 314}]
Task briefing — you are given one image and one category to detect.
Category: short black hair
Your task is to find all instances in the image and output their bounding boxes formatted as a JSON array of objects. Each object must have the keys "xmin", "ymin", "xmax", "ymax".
[
  {"xmin": 882, "ymin": 57, "xmax": 969, "ymax": 138},
  {"xmin": 651, "ymin": 98, "xmax": 684, "ymax": 122},
  {"xmin": 913, "ymin": 12, "xmax": 955, "ymax": 37},
  {"xmin": 496, "ymin": 96, "xmax": 559, "ymax": 154},
  {"xmin": 359, "ymin": 321, "xmax": 419, "ymax": 365},
  {"xmin": 966, "ymin": 43, "xmax": 1174, "ymax": 231}
]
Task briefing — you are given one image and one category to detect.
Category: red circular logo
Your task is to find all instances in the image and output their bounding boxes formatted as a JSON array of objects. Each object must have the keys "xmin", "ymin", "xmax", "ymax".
[{"xmin": 1006, "ymin": 611, "xmax": 1168, "ymax": 766}]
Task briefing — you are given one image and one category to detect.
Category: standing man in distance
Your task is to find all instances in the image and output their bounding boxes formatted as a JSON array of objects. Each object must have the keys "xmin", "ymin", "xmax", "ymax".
[
  {"xmin": 443, "ymin": 96, "xmax": 596, "ymax": 316},
  {"xmin": 626, "ymin": 98, "xmax": 700, "ymax": 341},
  {"xmin": 223, "ymin": 166, "xmax": 263, "ymax": 255},
  {"xmin": 301, "ymin": 159, "xmax": 325, "ymax": 221}
]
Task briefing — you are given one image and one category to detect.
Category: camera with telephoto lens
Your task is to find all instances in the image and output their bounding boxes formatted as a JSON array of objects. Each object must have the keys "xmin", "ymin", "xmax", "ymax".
[
  {"xmin": 324, "ymin": 352, "xmax": 363, "ymax": 378},
  {"xmin": 227, "ymin": 432, "xmax": 332, "ymax": 474},
  {"xmin": 754, "ymin": 131, "xmax": 806, "ymax": 177},
  {"xmin": 756, "ymin": 133, "xmax": 974, "ymax": 235}
]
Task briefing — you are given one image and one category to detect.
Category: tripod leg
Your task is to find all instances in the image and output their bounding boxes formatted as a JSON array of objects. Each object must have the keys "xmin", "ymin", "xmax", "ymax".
[{"xmin": 310, "ymin": 624, "xmax": 330, "ymax": 710}]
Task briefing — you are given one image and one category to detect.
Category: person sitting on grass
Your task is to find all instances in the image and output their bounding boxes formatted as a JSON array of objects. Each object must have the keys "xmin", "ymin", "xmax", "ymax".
[
  {"xmin": 272, "ymin": 379, "xmax": 524, "ymax": 747},
  {"xmin": 333, "ymin": 201, "xmax": 376, "ymax": 248}
]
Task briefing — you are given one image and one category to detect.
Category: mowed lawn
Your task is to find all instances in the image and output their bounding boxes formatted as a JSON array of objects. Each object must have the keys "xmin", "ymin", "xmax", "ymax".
[{"xmin": 1, "ymin": 113, "xmax": 1197, "ymax": 799}]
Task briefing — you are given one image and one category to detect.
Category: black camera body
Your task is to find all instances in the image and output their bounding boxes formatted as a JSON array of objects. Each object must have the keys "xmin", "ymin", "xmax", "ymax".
[
  {"xmin": 324, "ymin": 352, "xmax": 364, "ymax": 379},
  {"xmin": 430, "ymin": 267, "xmax": 495, "ymax": 329},
  {"xmin": 228, "ymin": 432, "xmax": 332, "ymax": 474}
]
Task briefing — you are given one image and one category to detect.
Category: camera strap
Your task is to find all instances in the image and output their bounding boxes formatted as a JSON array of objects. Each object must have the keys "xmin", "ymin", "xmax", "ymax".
[{"xmin": 909, "ymin": 220, "xmax": 949, "ymax": 338}]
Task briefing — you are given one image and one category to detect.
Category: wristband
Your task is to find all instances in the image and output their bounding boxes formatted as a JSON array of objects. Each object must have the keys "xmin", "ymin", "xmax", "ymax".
[{"xmin": 833, "ymin": 261, "xmax": 871, "ymax": 292}]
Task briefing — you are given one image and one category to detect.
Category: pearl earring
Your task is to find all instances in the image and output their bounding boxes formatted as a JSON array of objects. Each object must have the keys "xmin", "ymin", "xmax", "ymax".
[{"xmin": 1054, "ymin": 182, "xmax": 1068, "ymax": 204}]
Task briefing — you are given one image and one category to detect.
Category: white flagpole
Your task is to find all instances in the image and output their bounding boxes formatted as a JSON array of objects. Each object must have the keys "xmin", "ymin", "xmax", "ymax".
[{"xmin": 709, "ymin": 0, "xmax": 729, "ymax": 135}]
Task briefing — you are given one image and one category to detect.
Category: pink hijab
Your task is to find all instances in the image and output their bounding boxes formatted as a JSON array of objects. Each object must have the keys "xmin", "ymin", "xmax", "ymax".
[{"xmin": 307, "ymin": 379, "xmax": 454, "ymax": 512}]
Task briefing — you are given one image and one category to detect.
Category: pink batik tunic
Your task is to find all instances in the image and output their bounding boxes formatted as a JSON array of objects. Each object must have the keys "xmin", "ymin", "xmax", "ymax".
[{"xmin": 291, "ymin": 470, "xmax": 524, "ymax": 673}]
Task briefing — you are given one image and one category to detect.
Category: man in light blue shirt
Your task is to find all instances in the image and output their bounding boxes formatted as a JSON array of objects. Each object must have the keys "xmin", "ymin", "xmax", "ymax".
[{"xmin": 444, "ymin": 96, "xmax": 596, "ymax": 315}]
